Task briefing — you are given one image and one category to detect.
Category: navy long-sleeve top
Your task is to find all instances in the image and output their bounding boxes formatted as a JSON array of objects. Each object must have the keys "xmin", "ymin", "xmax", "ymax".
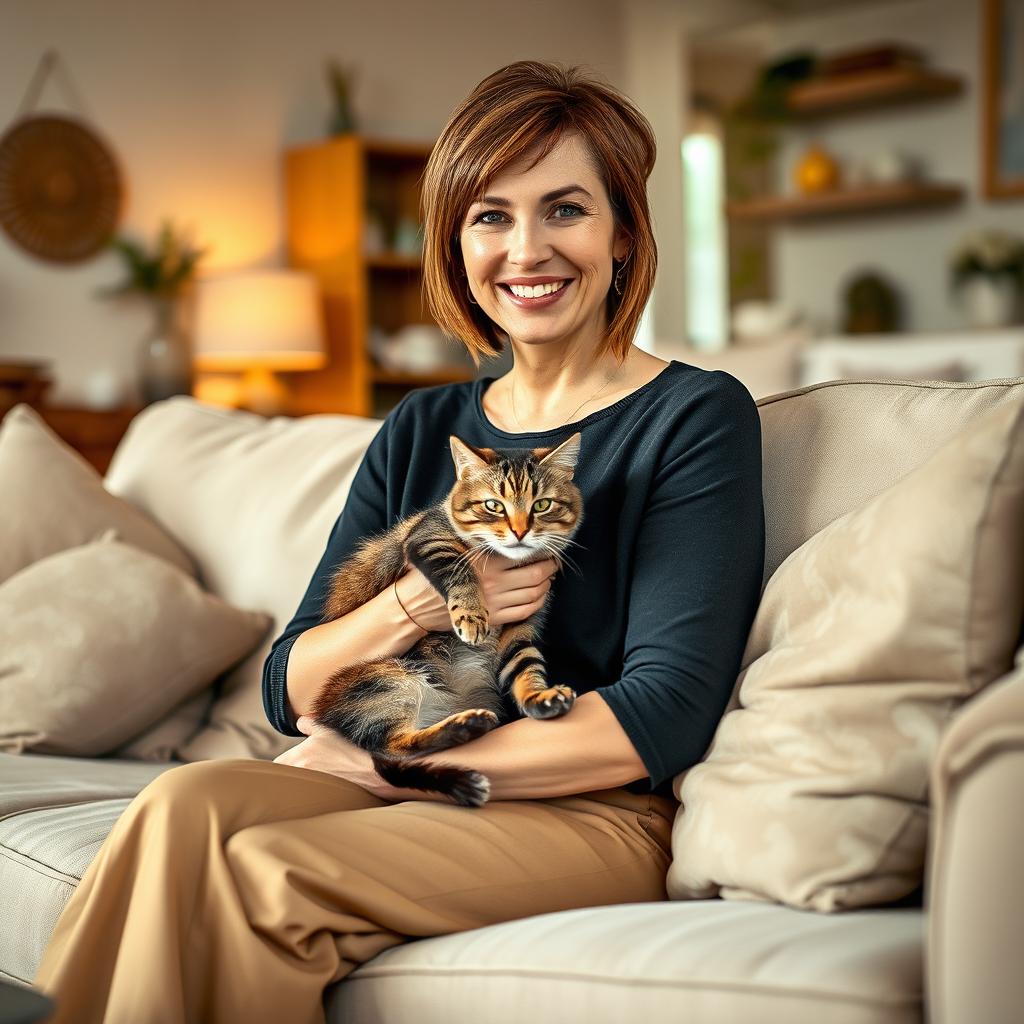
[{"xmin": 262, "ymin": 359, "xmax": 766, "ymax": 799}]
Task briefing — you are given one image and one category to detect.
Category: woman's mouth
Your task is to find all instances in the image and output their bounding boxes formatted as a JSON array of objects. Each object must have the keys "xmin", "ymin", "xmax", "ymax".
[{"xmin": 498, "ymin": 278, "xmax": 573, "ymax": 310}]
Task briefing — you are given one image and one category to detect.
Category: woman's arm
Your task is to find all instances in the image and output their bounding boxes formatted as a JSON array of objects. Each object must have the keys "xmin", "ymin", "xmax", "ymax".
[{"xmin": 285, "ymin": 570, "xmax": 427, "ymax": 720}]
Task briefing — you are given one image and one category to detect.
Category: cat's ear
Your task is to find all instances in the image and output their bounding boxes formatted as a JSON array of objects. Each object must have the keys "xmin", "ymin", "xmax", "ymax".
[
  {"xmin": 450, "ymin": 435, "xmax": 494, "ymax": 480},
  {"xmin": 535, "ymin": 431, "xmax": 581, "ymax": 478}
]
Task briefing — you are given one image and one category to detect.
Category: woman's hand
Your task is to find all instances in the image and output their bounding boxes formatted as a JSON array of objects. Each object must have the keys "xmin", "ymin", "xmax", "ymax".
[
  {"xmin": 273, "ymin": 716, "xmax": 446, "ymax": 802},
  {"xmin": 395, "ymin": 552, "xmax": 559, "ymax": 633}
]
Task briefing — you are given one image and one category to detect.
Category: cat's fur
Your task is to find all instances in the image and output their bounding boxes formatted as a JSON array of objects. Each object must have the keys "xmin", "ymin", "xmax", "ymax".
[{"xmin": 308, "ymin": 431, "xmax": 584, "ymax": 807}]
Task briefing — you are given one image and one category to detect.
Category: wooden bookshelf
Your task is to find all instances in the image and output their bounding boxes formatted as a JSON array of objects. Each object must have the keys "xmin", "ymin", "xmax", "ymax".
[
  {"xmin": 727, "ymin": 181, "xmax": 965, "ymax": 222},
  {"xmin": 283, "ymin": 133, "xmax": 474, "ymax": 418},
  {"xmin": 785, "ymin": 67, "xmax": 964, "ymax": 117}
]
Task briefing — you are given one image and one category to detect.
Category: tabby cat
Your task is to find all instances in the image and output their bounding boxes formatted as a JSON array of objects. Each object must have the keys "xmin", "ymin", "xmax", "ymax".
[{"xmin": 308, "ymin": 431, "xmax": 584, "ymax": 807}]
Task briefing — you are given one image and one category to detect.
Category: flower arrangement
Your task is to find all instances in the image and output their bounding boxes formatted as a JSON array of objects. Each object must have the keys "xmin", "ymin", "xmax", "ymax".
[
  {"xmin": 948, "ymin": 229, "xmax": 1024, "ymax": 290},
  {"xmin": 99, "ymin": 219, "xmax": 207, "ymax": 300}
]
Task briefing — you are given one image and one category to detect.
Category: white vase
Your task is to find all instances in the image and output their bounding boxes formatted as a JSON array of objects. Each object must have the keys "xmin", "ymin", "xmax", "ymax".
[{"xmin": 960, "ymin": 275, "xmax": 1020, "ymax": 328}]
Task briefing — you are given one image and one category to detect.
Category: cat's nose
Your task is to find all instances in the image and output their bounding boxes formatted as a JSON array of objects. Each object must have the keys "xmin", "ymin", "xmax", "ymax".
[{"xmin": 509, "ymin": 521, "xmax": 529, "ymax": 540}]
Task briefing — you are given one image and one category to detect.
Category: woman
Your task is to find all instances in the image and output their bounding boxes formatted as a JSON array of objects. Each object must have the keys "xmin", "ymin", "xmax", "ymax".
[{"xmin": 33, "ymin": 60, "xmax": 765, "ymax": 1023}]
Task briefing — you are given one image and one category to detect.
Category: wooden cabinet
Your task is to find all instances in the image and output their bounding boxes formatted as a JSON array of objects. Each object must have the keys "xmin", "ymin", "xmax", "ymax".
[
  {"xmin": 37, "ymin": 405, "xmax": 143, "ymax": 475},
  {"xmin": 283, "ymin": 134, "xmax": 476, "ymax": 418}
]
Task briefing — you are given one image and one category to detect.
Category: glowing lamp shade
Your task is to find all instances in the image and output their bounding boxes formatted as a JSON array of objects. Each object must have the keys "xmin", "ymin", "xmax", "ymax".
[{"xmin": 193, "ymin": 270, "xmax": 327, "ymax": 415}]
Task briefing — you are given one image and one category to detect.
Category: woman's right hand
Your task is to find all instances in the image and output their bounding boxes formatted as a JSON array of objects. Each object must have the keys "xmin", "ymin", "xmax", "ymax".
[{"xmin": 393, "ymin": 553, "xmax": 559, "ymax": 633}]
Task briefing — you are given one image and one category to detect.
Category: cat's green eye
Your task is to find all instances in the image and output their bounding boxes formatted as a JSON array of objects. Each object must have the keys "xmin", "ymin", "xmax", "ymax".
[
  {"xmin": 483, "ymin": 499, "xmax": 505, "ymax": 514},
  {"xmin": 533, "ymin": 498, "xmax": 553, "ymax": 512}
]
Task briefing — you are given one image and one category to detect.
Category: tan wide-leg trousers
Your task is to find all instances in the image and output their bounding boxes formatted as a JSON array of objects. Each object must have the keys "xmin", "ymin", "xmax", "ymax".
[{"xmin": 32, "ymin": 758, "xmax": 677, "ymax": 1024}]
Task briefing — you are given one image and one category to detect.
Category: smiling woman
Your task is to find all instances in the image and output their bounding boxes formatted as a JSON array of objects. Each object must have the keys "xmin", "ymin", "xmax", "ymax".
[{"xmin": 31, "ymin": 60, "xmax": 766, "ymax": 1024}]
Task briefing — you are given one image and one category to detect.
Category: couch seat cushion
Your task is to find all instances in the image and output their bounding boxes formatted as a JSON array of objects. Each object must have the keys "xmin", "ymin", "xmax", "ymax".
[
  {"xmin": 0, "ymin": 752, "xmax": 179, "ymax": 985},
  {"xmin": 335, "ymin": 901, "xmax": 922, "ymax": 1024}
]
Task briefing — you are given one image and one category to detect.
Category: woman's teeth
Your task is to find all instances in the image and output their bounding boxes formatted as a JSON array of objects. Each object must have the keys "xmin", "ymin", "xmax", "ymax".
[{"xmin": 506, "ymin": 280, "xmax": 567, "ymax": 298}]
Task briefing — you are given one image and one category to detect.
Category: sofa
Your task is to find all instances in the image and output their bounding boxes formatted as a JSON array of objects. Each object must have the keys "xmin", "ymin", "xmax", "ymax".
[{"xmin": 2, "ymin": 373, "xmax": 1022, "ymax": 1024}]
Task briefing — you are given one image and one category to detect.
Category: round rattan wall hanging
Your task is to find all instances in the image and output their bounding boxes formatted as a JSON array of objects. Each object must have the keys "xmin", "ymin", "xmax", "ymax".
[{"xmin": 0, "ymin": 51, "xmax": 123, "ymax": 263}]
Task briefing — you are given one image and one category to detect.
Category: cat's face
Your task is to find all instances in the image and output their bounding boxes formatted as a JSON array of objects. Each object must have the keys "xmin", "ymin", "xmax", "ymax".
[{"xmin": 447, "ymin": 432, "xmax": 583, "ymax": 563}]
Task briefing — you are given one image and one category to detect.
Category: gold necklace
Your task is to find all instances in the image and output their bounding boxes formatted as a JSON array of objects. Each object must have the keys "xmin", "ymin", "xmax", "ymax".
[{"xmin": 510, "ymin": 362, "xmax": 623, "ymax": 432}]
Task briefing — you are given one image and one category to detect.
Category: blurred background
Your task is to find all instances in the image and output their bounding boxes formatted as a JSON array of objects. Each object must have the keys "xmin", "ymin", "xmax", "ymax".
[{"xmin": 1, "ymin": 0, "xmax": 1022, "ymax": 471}]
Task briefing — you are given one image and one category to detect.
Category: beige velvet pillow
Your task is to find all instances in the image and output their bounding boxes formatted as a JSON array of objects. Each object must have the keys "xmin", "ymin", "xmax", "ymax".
[
  {"xmin": 0, "ymin": 404, "xmax": 195, "ymax": 585},
  {"xmin": 0, "ymin": 531, "xmax": 273, "ymax": 757},
  {"xmin": 668, "ymin": 396, "xmax": 1024, "ymax": 912}
]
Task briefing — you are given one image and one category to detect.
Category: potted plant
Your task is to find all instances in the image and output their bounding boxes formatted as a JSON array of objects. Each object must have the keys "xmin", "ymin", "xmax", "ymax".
[
  {"xmin": 99, "ymin": 220, "xmax": 207, "ymax": 404},
  {"xmin": 949, "ymin": 229, "xmax": 1024, "ymax": 328}
]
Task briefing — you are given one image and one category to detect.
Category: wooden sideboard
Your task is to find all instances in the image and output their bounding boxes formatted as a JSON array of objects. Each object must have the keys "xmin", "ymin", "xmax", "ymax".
[{"xmin": 36, "ymin": 405, "xmax": 143, "ymax": 475}]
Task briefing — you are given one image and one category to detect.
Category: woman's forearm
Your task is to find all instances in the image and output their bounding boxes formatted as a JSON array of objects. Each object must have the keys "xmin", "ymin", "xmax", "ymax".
[
  {"xmin": 425, "ymin": 691, "xmax": 650, "ymax": 800},
  {"xmin": 285, "ymin": 570, "xmax": 427, "ymax": 720}
]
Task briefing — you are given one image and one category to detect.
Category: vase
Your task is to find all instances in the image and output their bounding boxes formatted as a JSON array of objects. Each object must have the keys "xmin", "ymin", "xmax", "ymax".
[
  {"xmin": 138, "ymin": 297, "xmax": 193, "ymax": 405},
  {"xmin": 959, "ymin": 275, "xmax": 1020, "ymax": 329}
]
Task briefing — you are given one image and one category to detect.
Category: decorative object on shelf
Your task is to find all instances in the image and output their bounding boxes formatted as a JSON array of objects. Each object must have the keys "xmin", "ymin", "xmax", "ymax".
[
  {"xmin": 731, "ymin": 301, "xmax": 807, "ymax": 345},
  {"xmin": 363, "ymin": 205, "xmax": 387, "ymax": 254},
  {"xmin": 371, "ymin": 323, "xmax": 470, "ymax": 374},
  {"xmin": 794, "ymin": 141, "xmax": 841, "ymax": 194},
  {"xmin": 193, "ymin": 269, "xmax": 327, "ymax": 417},
  {"xmin": 816, "ymin": 42, "xmax": 926, "ymax": 79},
  {"xmin": 982, "ymin": 0, "xmax": 1024, "ymax": 198},
  {"xmin": 0, "ymin": 360, "xmax": 53, "ymax": 419},
  {"xmin": 0, "ymin": 49, "xmax": 123, "ymax": 263},
  {"xmin": 949, "ymin": 228, "xmax": 1024, "ymax": 327},
  {"xmin": 841, "ymin": 270, "xmax": 903, "ymax": 334},
  {"xmin": 326, "ymin": 59, "xmax": 358, "ymax": 136},
  {"xmin": 80, "ymin": 368, "xmax": 128, "ymax": 411},
  {"xmin": 99, "ymin": 219, "xmax": 206, "ymax": 405},
  {"xmin": 392, "ymin": 215, "xmax": 424, "ymax": 257}
]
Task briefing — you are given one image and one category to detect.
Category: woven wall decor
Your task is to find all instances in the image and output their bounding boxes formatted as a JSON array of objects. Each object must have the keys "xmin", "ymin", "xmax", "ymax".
[{"xmin": 0, "ymin": 51, "xmax": 123, "ymax": 263}]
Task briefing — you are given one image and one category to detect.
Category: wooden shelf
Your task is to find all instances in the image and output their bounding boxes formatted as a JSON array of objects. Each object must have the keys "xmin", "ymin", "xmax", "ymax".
[
  {"xmin": 727, "ymin": 181, "xmax": 965, "ymax": 222},
  {"xmin": 366, "ymin": 250, "xmax": 422, "ymax": 271},
  {"xmin": 37, "ymin": 404, "xmax": 144, "ymax": 475},
  {"xmin": 785, "ymin": 67, "xmax": 964, "ymax": 117},
  {"xmin": 371, "ymin": 365, "xmax": 476, "ymax": 387}
]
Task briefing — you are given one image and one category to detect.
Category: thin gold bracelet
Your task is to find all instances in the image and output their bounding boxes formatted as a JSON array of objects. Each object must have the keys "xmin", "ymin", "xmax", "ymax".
[{"xmin": 393, "ymin": 579, "xmax": 429, "ymax": 633}]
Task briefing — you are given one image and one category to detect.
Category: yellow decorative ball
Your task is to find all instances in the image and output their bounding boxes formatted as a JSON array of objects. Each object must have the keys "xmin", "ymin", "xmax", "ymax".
[{"xmin": 795, "ymin": 143, "xmax": 840, "ymax": 193}]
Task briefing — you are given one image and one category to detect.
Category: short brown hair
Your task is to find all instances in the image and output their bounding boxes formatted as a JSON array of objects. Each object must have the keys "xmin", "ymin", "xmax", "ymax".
[{"xmin": 420, "ymin": 60, "xmax": 658, "ymax": 369}]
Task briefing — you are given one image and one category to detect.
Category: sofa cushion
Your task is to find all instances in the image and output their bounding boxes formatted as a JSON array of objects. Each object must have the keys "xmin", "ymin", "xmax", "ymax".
[
  {"xmin": 0, "ymin": 532, "xmax": 272, "ymax": 757},
  {"xmin": 0, "ymin": 751, "xmax": 177, "ymax": 986},
  {"xmin": 333, "ymin": 901, "xmax": 922, "ymax": 1024},
  {"xmin": 103, "ymin": 397, "xmax": 383, "ymax": 760},
  {"xmin": 668, "ymin": 396, "xmax": 1024, "ymax": 912},
  {"xmin": 0, "ymin": 404, "xmax": 194, "ymax": 585}
]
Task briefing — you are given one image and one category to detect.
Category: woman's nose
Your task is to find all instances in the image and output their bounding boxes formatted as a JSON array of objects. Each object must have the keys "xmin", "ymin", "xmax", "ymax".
[{"xmin": 507, "ymin": 219, "xmax": 552, "ymax": 266}]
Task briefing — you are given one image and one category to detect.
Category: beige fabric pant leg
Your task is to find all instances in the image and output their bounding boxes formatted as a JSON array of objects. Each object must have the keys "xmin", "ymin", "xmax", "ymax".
[{"xmin": 33, "ymin": 757, "xmax": 677, "ymax": 1024}]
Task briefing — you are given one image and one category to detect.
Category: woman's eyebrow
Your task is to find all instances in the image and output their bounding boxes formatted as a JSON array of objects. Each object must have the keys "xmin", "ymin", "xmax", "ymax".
[{"xmin": 472, "ymin": 184, "xmax": 594, "ymax": 208}]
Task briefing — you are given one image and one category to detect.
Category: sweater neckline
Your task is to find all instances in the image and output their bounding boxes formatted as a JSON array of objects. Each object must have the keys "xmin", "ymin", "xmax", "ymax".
[{"xmin": 472, "ymin": 359, "xmax": 684, "ymax": 440}]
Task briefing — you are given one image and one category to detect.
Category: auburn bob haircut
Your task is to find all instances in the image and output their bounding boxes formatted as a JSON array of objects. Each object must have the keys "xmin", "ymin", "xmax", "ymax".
[{"xmin": 420, "ymin": 60, "xmax": 658, "ymax": 369}]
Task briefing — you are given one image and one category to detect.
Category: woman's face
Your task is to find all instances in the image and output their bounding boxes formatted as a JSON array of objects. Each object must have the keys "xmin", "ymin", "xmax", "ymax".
[{"xmin": 459, "ymin": 132, "xmax": 630, "ymax": 352}]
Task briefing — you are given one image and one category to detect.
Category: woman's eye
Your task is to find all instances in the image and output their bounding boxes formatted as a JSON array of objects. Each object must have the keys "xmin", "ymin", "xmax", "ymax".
[
  {"xmin": 533, "ymin": 498, "xmax": 552, "ymax": 512},
  {"xmin": 553, "ymin": 203, "xmax": 585, "ymax": 219},
  {"xmin": 483, "ymin": 499, "xmax": 504, "ymax": 514}
]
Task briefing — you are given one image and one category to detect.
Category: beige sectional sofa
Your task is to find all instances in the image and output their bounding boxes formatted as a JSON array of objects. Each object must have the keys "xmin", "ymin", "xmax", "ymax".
[{"xmin": 2, "ymin": 374, "xmax": 1022, "ymax": 1024}]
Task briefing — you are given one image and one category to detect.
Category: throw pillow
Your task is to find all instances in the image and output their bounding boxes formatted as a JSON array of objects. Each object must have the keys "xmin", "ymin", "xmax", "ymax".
[
  {"xmin": 667, "ymin": 396, "xmax": 1024, "ymax": 912},
  {"xmin": 0, "ymin": 530, "xmax": 273, "ymax": 757},
  {"xmin": 0, "ymin": 403, "xmax": 195, "ymax": 585}
]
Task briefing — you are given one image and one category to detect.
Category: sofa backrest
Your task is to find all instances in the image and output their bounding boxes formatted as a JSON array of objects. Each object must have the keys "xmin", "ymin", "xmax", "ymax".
[{"xmin": 102, "ymin": 374, "xmax": 1024, "ymax": 757}]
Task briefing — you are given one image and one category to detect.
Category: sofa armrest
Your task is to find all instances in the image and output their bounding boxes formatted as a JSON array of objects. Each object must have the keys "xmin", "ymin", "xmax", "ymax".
[{"xmin": 925, "ymin": 648, "xmax": 1024, "ymax": 1024}]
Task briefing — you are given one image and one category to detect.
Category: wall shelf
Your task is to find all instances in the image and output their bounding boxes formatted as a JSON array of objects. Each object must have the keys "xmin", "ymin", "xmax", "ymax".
[
  {"xmin": 727, "ymin": 181, "xmax": 965, "ymax": 222},
  {"xmin": 785, "ymin": 66, "xmax": 964, "ymax": 117}
]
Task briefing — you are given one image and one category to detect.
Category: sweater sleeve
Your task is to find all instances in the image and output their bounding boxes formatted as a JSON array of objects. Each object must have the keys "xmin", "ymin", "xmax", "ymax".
[
  {"xmin": 261, "ymin": 400, "xmax": 400, "ymax": 737},
  {"xmin": 595, "ymin": 371, "xmax": 766, "ymax": 792}
]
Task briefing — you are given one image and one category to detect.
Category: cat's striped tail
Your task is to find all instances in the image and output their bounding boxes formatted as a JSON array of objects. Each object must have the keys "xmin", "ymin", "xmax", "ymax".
[{"xmin": 372, "ymin": 755, "xmax": 491, "ymax": 808}]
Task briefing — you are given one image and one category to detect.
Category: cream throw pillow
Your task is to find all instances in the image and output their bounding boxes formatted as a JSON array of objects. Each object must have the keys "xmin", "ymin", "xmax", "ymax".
[
  {"xmin": 0, "ymin": 404, "xmax": 195, "ymax": 584},
  {"xmin": 668, "ymin": 396, "xmax": 1024, "ymax": 912},
  {"xmin": 0, "ymin": 531, "xmax": 273, "ymax": 757}
]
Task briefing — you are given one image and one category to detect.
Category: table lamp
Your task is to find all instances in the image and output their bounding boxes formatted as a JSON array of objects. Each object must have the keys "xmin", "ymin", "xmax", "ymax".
[{"xmin": 193, "ymin": 269, "xmax": 327, "ymax": 416}]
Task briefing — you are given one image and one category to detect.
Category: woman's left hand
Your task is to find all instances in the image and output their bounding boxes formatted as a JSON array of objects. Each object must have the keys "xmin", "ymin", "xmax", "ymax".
[{"xmin": 273, "ymin": 716, "xmax": 444, "ymax": 802}]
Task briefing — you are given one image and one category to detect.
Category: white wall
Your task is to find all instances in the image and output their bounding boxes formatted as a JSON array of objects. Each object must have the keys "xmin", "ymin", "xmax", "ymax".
[
  {"xmin": 768, "ymin": 0, "xmax": 1024, "ymax": 334},
  {"xmin": 0, "ymin": 0, "xmax": 628, "ymax": 405}
]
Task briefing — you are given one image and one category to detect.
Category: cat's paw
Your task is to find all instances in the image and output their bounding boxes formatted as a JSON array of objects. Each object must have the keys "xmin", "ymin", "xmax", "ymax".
[
  {"xmin": 451, "ymin": 608, "xmax": 490, "ymax": 645},
  {"xmin": 521, "ymin": 685, "xmax": 576, "ymax": 719},
  {"xmin": 444, "ymin": 708, "xmax": 500, "ymax": 745},
  {"xmin": 450, "ymin": 769, "xmax": 491, "ymax": 808}
]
